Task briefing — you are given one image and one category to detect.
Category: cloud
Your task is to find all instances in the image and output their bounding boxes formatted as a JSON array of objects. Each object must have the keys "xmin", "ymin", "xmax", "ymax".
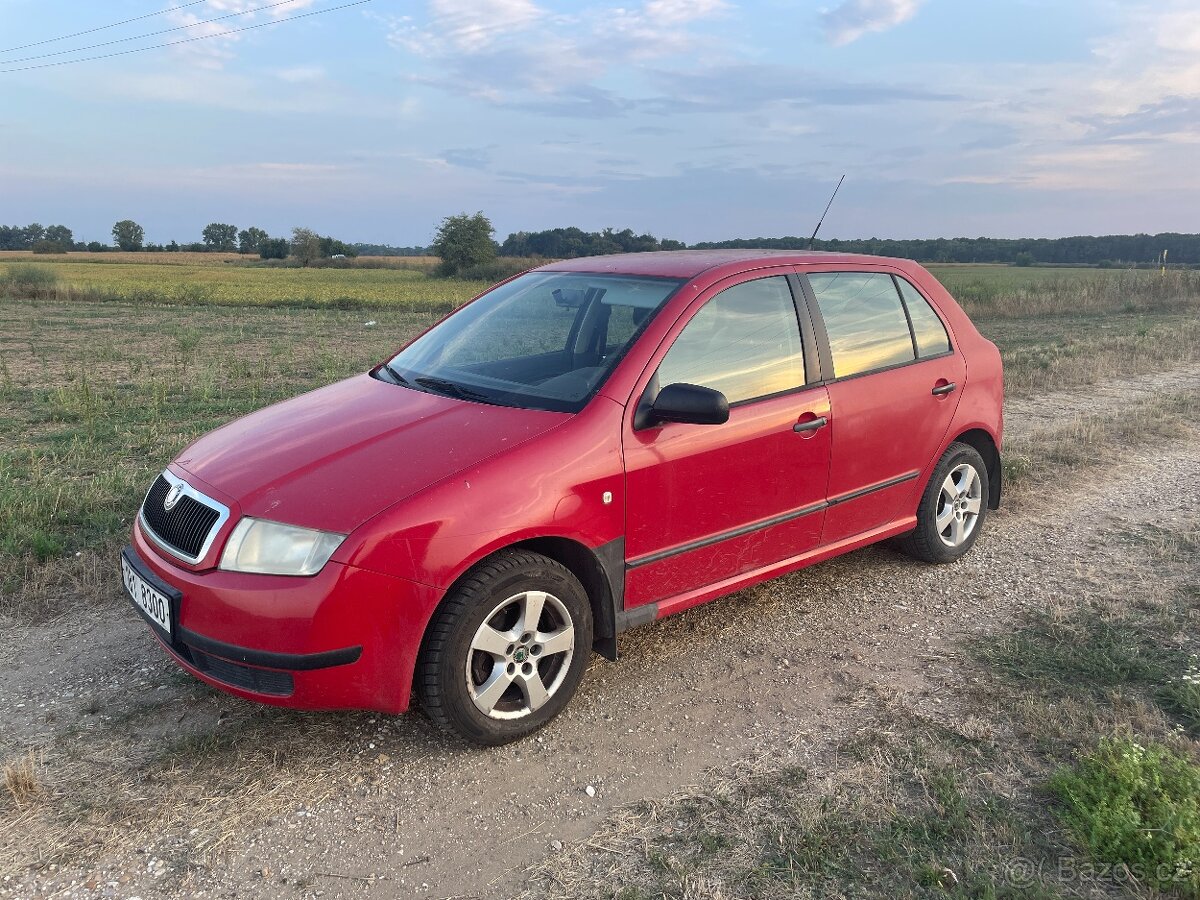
[
  {"xmin": 645, "ymin": 64, "xmax": 959, "ymax": 113},
  {"xmin": 274, "ymin": 65, "xmax": 325, "ymax": 83},
  {"xmin": 820, "ymin": 0, "xmax": 924, "ymax": 46},
  {"xmin": 951, "ymin": 0, "xmax": 1200, "ymax": 191},
  {"xmin": 386, "ymin": 0, "xmax": 543, "ymax": 56},
  {"xmin": 601, "ymin": 0, "xmax": 729, "ymax": 58},
  {"xmin": 428, "ymin": 0, "xmax": 542, "ymax": 52},
  {"xmin": 164, "ymin": 0, "xmax": 321, "ymax": 68},
  {"xmin": 1079, "ymin": 97, "xmax": 1200, "ymax": 144},
  {"xmin": 441, "ymin": 146, "xmax": 494, "ymax": 169},
  {"xmin": 384, "ymin": 0, "xmax": 728, "ymax": 115}
]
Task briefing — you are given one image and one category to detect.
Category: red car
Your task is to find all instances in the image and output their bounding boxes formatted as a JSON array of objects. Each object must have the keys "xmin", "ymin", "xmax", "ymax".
[{"xmin": 123, "ymin": 251, "xmax": 1003, "ymax": 744}]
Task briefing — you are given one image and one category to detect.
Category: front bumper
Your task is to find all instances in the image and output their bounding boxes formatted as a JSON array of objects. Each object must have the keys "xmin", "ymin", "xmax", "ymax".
[{"xmin": 126, "ymin": 521, "xmax": 442, "ymax": 714}]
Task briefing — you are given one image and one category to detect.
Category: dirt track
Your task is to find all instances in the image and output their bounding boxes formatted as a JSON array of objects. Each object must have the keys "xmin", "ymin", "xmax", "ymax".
[{"xmin": 2, "ymin": 366, "xmax": 1198, "ymax": 899}]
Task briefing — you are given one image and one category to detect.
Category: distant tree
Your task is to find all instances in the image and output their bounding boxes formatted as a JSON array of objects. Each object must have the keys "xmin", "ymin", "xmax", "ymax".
[
  {"xmin": 86, "ymin": 241, "xmax": 106, "ymax": 252},
  {"xmin": 21, "ymin": 223, "xmax": 46, "ymax": 247},
  {"xmin": 238, "ymin": 226, "xmax": 268, "ymax": 255},
  {"xmin": 44, "ymin": 225, "xmax": 73, "ymax": 246},
  {"xmin": 432, "ymin": 212, "xmax": 497, "ymax": 276},
  {"xmin": 32, "ymin": 240, "xmax": 68, "ymax": 254},
  {"xmin": 1014, "ymin": 251, "xmax": 1035, "ymax": 267},
  {"xmin": 112, "ymin": 219, "xmax": 144, "ymax": 251},
  {"xmin": 202, "ymin": 222, "xmax": 238, "ymax": 252},
  {"xmin": 290, "ymin": 227, "xmax": 321, "ymax": 266},
  {"xmin": 167, "ymin": 240, "xmax": 180, "ymax": 252},
  {"xmin": 499, "ymin": 225, "xmax": 686, "ymax": 259},
  {"xmin": 259, "ymin": 237, "xmax": 289, "ymax": 260},
  {"xmin": 318, "ymin": 235, "xmax": 357, "ymax": 258},
  {"xmin": 350, "ymin": 242, "xmax": 430, "ymax": 256}
]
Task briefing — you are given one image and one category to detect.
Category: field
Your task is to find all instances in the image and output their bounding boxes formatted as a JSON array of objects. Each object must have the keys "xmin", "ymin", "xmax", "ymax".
[
  {"xmin": 0, "ymin": 252, "xmax": 477, "ymax": 312},
  {"xmin": 4, "ymin": 251, "xmax": 1197, "ymax": 315},
  {"xmin": 1, "ymin": 257, "xmax": 1198, "ymax": 614},
  {"xmin": 1, "ymin": 255, "xmax": 1199, "ymax": 898}
]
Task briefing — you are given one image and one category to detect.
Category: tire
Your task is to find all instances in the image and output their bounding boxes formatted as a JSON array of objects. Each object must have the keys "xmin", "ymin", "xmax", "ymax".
[
  {"xmin": 897, "ymin": 442, "xmax": 989, "ymax": 564},
  {"xmin": 416, "ymin": 550, "xmax": 593, "ymax": 746}
]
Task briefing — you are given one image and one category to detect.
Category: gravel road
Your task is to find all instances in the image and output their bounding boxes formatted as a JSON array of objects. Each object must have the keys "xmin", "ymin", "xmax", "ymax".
[{"xmin": 2, "ymin": 368, "xmax": 1197, "ymax": 900}]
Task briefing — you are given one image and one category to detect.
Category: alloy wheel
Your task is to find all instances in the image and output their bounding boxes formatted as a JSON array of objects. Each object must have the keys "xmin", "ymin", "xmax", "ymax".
[
  {"xmin": 465, "ymin": 590, "xmax": 576, "ymax": 720},
  {"xmin": 935, "ymin": 462, "xmax": 983, "ymax": 548}
]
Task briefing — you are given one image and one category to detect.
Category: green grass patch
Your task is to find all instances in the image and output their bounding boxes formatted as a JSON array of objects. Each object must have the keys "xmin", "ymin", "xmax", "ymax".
[
  {"xmin": 1049, "ymin": 738, "xmax": 1200, "ymax": 897},
  {"xmin": 2, "ymin": 262, "xmax": 58, "ymax": 292},
  {"xmin": 0, "ymin": 297, "xmax": 442, "ymax": 618}
]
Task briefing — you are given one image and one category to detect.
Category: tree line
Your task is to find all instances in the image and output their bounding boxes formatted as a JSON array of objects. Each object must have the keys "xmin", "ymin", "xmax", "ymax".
[
  {"xmin": 7, "ymin": 214, "xmax": 1200, "ymax": 267},
  {"xmin": 0, "ymin": 220, "xmax": 359, "ymax": 264},
  {"xmin": 692, "ymin": 233, "xmax": 1200, "ymax": 266}
]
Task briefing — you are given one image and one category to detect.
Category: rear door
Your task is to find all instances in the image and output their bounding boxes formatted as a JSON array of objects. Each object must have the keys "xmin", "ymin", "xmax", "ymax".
[
  {"xmin": 622, "ymin": 272, "xmax": 831, "ymax": 607},
  {"xmin": 798, "ymin": 269, "xmax": 964, "ymax": 544}
]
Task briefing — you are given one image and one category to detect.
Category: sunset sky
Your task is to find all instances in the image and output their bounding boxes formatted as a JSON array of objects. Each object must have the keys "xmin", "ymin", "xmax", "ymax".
[{"xmin": 3, "ymin": 0, "xmax": 1197, "ymax": 246}]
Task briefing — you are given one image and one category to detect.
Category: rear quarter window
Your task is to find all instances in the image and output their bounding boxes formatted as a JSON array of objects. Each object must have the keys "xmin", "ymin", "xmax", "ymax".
[{"xmin": 895, "ymin": 277, "xmax": 952, "ymax": 357}]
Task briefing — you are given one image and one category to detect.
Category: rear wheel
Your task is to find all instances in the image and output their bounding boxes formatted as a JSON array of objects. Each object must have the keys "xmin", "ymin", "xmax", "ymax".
[
  {"xmin": 416, "ymin": 550, "xmax": 592, "ymax": 745},
  {"xmin": 898, "ymin": 442, "xmax": 989, "ymax": 564}
]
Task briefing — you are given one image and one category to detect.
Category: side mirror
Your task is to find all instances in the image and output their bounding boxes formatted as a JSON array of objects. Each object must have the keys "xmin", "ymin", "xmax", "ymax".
[{"xmin": 647, "ymin": 383, "xmax": 729, "ymax": 427}]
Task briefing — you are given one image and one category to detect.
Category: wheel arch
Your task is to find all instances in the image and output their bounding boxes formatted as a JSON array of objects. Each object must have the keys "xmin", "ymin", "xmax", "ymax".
[
  {"xmin": 510, "ymin": 536, "xmax": 622, "ymax": 661},
  {"xmin": 951, "ymin": 427, "xmax": 1002, "ymax": 509},
  {"xmin": 417, "ymin": 535, "xmax": 624, "ymax": 667}
]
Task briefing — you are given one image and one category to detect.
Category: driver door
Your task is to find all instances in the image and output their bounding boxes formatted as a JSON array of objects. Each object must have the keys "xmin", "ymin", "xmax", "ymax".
[{"xmin": 622, "ymin": 273, "xmax": 832, "ymax": 608}]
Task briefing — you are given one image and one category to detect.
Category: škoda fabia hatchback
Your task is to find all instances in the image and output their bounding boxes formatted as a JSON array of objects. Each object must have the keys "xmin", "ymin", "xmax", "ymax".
[{"xmin": 124, "ymin": 251, "xmax": 1003, "ymax": 744}]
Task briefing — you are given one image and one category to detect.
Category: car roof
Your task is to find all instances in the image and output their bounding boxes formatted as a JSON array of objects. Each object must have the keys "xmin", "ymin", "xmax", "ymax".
[{"xmin": 536, "ymin": 249, "xmax": 913, "ymax": 279}]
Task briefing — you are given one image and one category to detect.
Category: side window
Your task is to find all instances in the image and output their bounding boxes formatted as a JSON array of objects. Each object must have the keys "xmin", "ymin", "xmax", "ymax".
[
  {"xmin": 808, "ymin": 272, "xmax": 915, "ymax": 378},
  {"xmin": 896, "ymin": 277, "xmax": 951, "ymax": 357},
  {"xmin": 656, "ymin": 276, "xmax": 805, "ymax": 405}
]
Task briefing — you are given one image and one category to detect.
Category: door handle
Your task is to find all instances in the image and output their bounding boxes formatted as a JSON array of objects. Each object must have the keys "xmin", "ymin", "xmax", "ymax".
[
  {"xmin": 793, "ymin": 416, "xmax": 828, "ymax": 433},
  {"xmin": 931, "ymin": 382, "xmax": 957, "ymax": 396}
]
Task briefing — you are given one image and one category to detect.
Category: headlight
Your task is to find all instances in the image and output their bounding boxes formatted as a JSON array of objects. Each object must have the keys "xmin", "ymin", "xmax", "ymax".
[{"xmin": 218, "ymin": 518, "xmax": 345, "ymax": 576}]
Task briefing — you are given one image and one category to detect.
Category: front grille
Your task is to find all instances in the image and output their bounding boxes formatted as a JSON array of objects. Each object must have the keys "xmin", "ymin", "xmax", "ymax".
[
  {"xmin": 141, "ymin": 474, "xmax": 222, "ymax": 561},
  {"xmin": 189, "ymin": 649, "xmax": 295, "ymax": 696}
]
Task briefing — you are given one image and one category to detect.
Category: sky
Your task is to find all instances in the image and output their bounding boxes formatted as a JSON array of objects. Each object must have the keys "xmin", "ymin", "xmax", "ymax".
[{"xmin": 1, "ymin": 0, "xmax": 1198, "ymax": 246}]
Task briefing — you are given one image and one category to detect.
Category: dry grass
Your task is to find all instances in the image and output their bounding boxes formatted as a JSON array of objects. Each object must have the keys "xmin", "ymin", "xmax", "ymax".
[
  {"xmin": 0, "ymin": 677, "xmax": 457, "ymax": 880},
  {"xmin": 2, "ymin": 753, "xmax": 41, "ymax": 810},
  {"xmin": 986, "ymin": 312, "xmax": 1200, "ymax": 397},
  {"xmin": 0, "ymin": 250, "xmax": 247, "ymax": 266},
  {"xmin": 522, "ymin": 517, "xmax": 1200, "ymax": 899},
  {"xmin": 938, "ymin": 266, "xmax": 1200, "ymax": 318},
  {"xmin": 1002, "ymin": 391, "xmax": 1200, "ymax": 493},
  {"xmin": 522, "ymin": 707, "xmax": 1056, "ymax": 898}
]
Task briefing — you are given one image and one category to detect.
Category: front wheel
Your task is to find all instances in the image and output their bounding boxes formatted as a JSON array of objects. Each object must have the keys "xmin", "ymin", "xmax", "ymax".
[
  {"xmin": 897, "ymin": 442, "xmax": 989, "ymax": 564},
  {"xmin": 416, "ymin": 550, "xmax": 593, "ymax": 745}
]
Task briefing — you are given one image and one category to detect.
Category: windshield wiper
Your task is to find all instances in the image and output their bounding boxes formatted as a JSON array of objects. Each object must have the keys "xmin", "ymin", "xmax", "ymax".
[
  {"xmin": 381, "ymin": 362, "xmax": 417, "ymax": 388},
  {"xmin": 414, "ymin": 376, "xmax": 493, "ymax": 403}
]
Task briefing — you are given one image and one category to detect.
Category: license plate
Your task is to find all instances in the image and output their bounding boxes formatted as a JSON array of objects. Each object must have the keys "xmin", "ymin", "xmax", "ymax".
[{"xmin": 123, "ymin": 556, "xmax": 172, "ymax": 634}]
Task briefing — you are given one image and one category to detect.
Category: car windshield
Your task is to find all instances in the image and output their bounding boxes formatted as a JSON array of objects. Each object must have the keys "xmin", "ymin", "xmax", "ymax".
[{"xmin": 384, "ymin": 271, "xmax": 684, "ymax": 413}]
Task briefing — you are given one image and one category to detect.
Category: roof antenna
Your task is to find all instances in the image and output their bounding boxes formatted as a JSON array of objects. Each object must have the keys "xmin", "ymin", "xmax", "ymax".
[{"xmin": 807, "ymin": 174, "xmax": 845, "ymax": 250}]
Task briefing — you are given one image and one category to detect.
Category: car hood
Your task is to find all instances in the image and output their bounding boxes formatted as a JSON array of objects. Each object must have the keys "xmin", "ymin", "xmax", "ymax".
[{"xmin": 174, "ymin": 373, "xmax": 568, "ymax": 534}]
